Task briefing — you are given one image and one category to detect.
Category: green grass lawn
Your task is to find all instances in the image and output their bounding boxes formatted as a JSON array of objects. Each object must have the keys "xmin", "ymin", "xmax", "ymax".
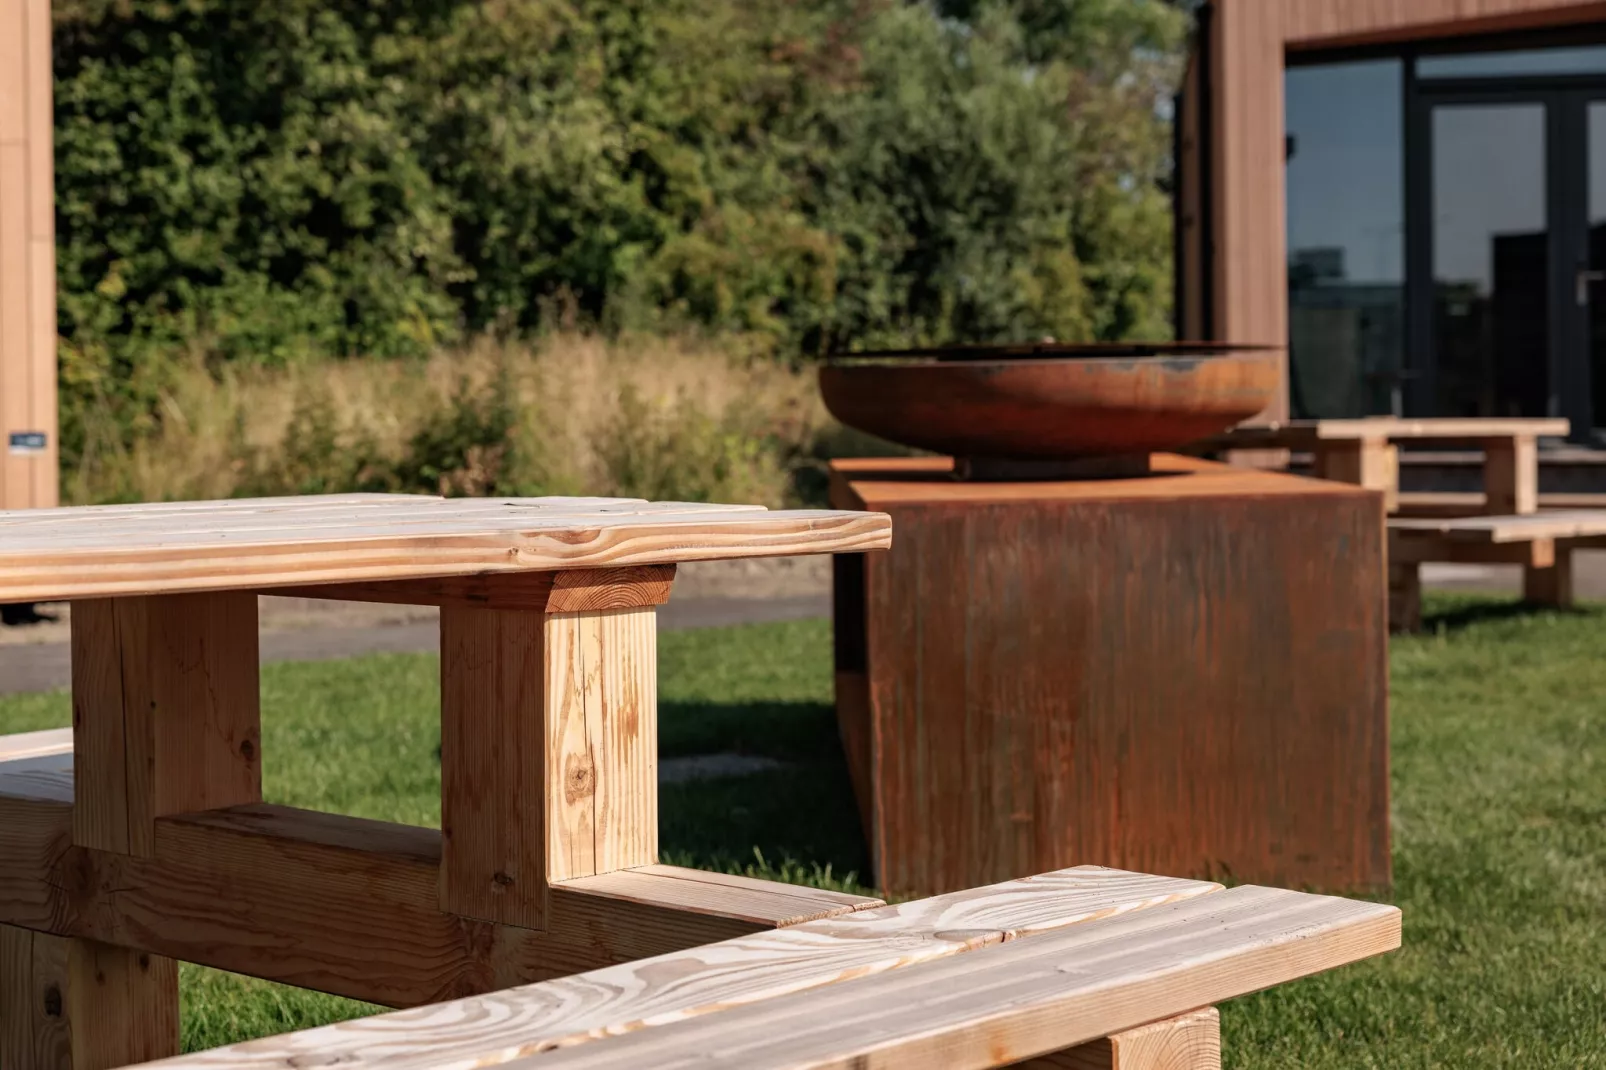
[{"xmin": 1, "ymin": 599, "xmax": 1602, "ymax": 1064}]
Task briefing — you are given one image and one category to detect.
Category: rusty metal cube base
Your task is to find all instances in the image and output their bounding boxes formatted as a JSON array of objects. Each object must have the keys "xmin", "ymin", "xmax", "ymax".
[{"xmin": 831, "ymin": 455, "xmax": 1390, "ymax": 899}]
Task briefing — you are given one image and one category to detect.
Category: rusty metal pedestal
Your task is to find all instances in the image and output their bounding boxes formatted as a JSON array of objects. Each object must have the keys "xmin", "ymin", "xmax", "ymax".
[{"xmin": 831, "ymin": 454, "xmax": 1390, "ymax": 899}]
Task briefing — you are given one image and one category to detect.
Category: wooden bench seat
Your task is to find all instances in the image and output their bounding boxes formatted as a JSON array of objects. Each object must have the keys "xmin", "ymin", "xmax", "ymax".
[
  {"xmin": 1396, "ymin": 491, "xmax": 1606, "ymax": 517},
  {"xmin": 133, "ymin": 869, "xmax": 1399, "ymax": 1070},
  {"xmin": 0, "ymin": 733, "xmax": 1400, "ymax": 1068},
  {"xmin": 1388, "ymin": 510, "xmax": 1606, "ymax": 629}
]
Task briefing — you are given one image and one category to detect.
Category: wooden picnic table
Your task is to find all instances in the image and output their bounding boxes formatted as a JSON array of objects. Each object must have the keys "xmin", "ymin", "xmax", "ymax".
[
  {"xmin": 0, "ymin": 492, "xmax": 890, "ymax": 1067},
  {"xmin": 1203, "ymin": 416, "xmax": 1569, "ymax": 515}
]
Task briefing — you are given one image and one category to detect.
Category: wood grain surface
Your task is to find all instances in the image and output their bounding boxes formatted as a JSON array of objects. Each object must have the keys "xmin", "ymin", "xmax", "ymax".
[
  {"xmin": 132, "ymin": 867, "xmax": 1218, "ymax": 1069},
  {"xmin": 439, "ymin": 606, "xmax": 550, "ymax": 928},
  {"xmin": 1205, "ymin": 417, "xmax": 1568, "ymax": 447},
  {"xmin": 544, "ymin": 607, "xmax": 657, "ymax": 882},
  {"xmin": 0, "ymin": 786, "xmax": 875, "ymax": 1008},
  {"xmin": 1022, "ymin": 1008, "xmax": 1220, "ymax": 1069},
  {"xmin": 71, "ymin": 593, "xmax": 261, "ymax": 856},
  {"xmin": 258, "ymin": 565, "xmax": 676, "ymax": 612},
  {"xmin": 500, "ymin": 887, "xmax": 1399, "ymax": 1070},
  {"xmin": 0, "ymin": 496, "xmax": 889, "ymax": 602},
  {"xmin": 1389, "ymin": 510, "xmax": 1606, "ymax": 542}
]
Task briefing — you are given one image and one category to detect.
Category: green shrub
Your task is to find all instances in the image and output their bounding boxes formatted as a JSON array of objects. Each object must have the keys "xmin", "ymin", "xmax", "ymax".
[{"xmin": 51, "ymin": 0, "xmax": 1185, "ymax": 485}]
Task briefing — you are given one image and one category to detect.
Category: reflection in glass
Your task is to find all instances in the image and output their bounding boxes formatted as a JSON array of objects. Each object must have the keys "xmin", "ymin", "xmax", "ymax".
[
  {"xmin": 1285, "ymin": 60, "xmax": 1404, "ymax": 418},
  {"xmin": 1589, "ymin": 103, "xmax": 1606, "ymax": 436},
  {"xmin": 1419, "ymin": 44, "xmax": 1606, "ymax": 80},
  {"xmin": 1431, "ymin": 104, "xmax": 1548, "ymax": 418}
]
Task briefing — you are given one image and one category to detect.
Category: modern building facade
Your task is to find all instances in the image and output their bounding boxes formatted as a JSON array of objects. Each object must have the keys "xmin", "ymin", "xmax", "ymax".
[{"xmin": 1178, "ymin": 0, "xmax": 1606, "ymax": 440}]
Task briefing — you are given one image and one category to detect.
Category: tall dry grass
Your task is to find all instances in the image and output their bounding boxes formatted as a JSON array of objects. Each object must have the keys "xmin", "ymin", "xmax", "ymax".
[{"xmin": 65, "ymin": 333, "xmax": 886, "ymax": 507}]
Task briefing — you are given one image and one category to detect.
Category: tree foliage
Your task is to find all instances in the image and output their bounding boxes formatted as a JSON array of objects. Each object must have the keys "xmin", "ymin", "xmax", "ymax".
[{"xmin": 52, "ymin": 0, "xmax": 1185, "ymax": 462}]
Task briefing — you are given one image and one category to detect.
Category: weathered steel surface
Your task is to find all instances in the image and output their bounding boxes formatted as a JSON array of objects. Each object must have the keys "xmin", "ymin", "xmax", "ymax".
[
  {"xmin": 831, "ymin": 455, "xmax": 1390, "ymax": 898},
  {"xmin": 818, "ymin": 353, "xmax": 1279, "ymax": 462}
]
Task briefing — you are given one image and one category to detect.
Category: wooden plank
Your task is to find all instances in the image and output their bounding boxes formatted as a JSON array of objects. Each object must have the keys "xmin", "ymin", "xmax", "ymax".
[
  {"xmin": 0, "ymin": 497, "xmax": 744, "ymax": 534},
  {"xmin": 64, "ymin": 939, "xmax": 180, "ymax": 1069},
  {"xmin": 439, "ymin": 606, "xmax": 549, "ymax": 928},
  {"xmin": 1282, "ymin": 0, "xmax": 1606, "ymax": 51},
  {"xmin": 1485, "ymin": 434, "xmax": 1539, "ymax": 515},
  {"xmin": 1210, "ymin": 0, "xmax": 1288, "ymax": 422},
  {"xmin": 72, "ymin": 593, "xmax": 261, "ymax": 856},
  {"xmin": 545, "ymin": 607, "xmax": 657, "ymax": 882},
  {"xmin": 2, "ymin": 924, "xmax": 178, "ymax": 1070},
  {"xmin": 559, "ymin": 866, "xmax": 869, "ymax": 928},
  {"xmin": 0, "ymin": 0, "xmax": 24, "ymax": 145},
  {"xmin": 0, "ymin": 728, "xmax": 72, "ymax": 761},
  {"xmin": 261, "ymin": 564, "xmax": 675, "ymax": 612},
  {"xmin": 133, "ymin": 867, "xmax": 1219, "ymax": 1070},
  {"xmin": 1020, "ymin": 1008, "xmax": 1220, "ymax": 1069},
  {"xmin": 0, "ymin": 792, "xmax": 875, "ymax": 1008},
  {"xmin": 1389, "ymin": 510, "xmax": 1606, "ymax": 542},
  {"xmin": 22, "ymin": 0, "xmax": 54, "ymax": 509},
  {"xmin": 0, "ymin": 140, "xmax": 29, "ymax": 509},
  {"xmin": 1, "ymin": 923, "xmax": 69, "ymax": 1070},
  {"xmin": 1523, "ymin": 551, "xmax": 1574, "ymax": 608},
  {"xmin": 69, "ymin": 600, "xmax": 134, "ymax": 854},
  {"xmin": 511, "ymin": 887, "xmax": 1400, "ymax": 1070},
  {"xmin": 1398, "ymin": 490, "xmax": 1606, "ymax": 516},
  {"xmin": 1388, "ymin": 531, "xmax": 1553, "ymax": 566},
  {"xmin": 1208, "ymin": 417, "xmax": 1570, "ymax": 449},
  {"xmin": 1312, "ymin": 437, "xmax": 1396, "ymax": 509},
  {"xmin": 0, "ymin": 508, "xmax": 890, "ymax": 603}
]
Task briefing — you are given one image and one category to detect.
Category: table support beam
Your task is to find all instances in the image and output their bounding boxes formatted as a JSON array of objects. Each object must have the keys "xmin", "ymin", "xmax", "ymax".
[
  {"xmin": 439, "ymin": 576, "xmax": 662, "ymax": 927},
  {"xmin": 70, "ymin": 593, "xmax": 261, "ymax": 855},
  {"xmin": 0, "ymin": 791, "xmax": 875, "ymax": 1009},
  {"xmin": 1485, "ymin": 434, "xmax": 1539, "ymax": 516}
]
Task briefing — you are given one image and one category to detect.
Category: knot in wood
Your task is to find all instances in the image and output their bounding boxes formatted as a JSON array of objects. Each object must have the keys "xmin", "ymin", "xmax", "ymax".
[{"xmin": 564, "ymin": 755, "xmax": 596, "ymax": 802}]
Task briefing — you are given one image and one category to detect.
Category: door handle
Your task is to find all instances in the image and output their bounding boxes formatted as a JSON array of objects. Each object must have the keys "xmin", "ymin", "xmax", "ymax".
[{"xmin": 1578, "ymin": 268, "xmax": 1606, "ymax": 306}]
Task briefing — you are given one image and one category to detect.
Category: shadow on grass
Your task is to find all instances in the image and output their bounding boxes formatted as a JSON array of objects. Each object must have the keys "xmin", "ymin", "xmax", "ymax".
[
  {"xmin": 1419, "ymin": 595, "xmax": 1597, "ymax": 635},
  {"xmin": 657, "ymin": 699, "xmax": 872, "ymax": 891},
  {"xmin": 659, "ymin": 699, "xmax": 842, "ymax": 763}
]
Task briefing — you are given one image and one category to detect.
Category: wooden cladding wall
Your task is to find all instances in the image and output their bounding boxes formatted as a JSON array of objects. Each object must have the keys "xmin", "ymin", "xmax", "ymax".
[
  {"xmin": 1283, "ymin": 0, "xmax": 1606, "ymax": 51},
  {"xmin": 1197, "ymin": 0, "xmax": 1606, "ymax": 422},
  {"xmin": 0, "ymin": 0, "xmax": 57, "ymax": 509}
]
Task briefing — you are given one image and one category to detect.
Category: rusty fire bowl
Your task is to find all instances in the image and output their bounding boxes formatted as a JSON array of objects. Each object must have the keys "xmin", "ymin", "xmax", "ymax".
[{"xmin": 819, "ymin": 348, "xmax": 1279, "ymax": 464}]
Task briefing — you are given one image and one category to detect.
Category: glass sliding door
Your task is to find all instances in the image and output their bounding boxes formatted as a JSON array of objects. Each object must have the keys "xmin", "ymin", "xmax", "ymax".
[
  {"xmin": 1289, "ymin": 38, "xmax": 1606, "ymax": 433},
  {"xmin": 1285, "ymin": 60, "xmax": 1405, "ymax": 418},
  {"xmin": 1427, "ymin": 102, "xmax": 1550, "ymax": 418}
]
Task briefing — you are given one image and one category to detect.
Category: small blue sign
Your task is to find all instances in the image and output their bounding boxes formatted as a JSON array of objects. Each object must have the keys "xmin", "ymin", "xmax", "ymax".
[{"xmin": 8, "ymin": 431, "xmax": 47, "ymax": 455}]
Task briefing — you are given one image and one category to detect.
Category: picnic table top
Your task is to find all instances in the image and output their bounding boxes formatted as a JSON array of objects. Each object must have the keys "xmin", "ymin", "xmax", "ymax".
[
  {"xmin": 0, "ymin": 493, "xmax": 891, "ymax": 603},
  {"xmin": 1204, "ymin": 416, "xmax": 1570, "ymax": 447}
]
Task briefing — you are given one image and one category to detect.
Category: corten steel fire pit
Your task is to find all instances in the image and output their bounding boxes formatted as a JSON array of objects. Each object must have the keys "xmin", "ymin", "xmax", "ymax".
[
  {"xmin": 819, "ymin": 342, "xmax": 1280, "ymax": 479},
  {"xmin": 826, "ymin": 341, "xmax": 1390, "ymax": 900}
]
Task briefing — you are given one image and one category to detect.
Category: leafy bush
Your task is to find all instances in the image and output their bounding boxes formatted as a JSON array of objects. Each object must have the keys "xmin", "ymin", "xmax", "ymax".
[{"xmin": 51, "ymin": 0, "xmax": 1185, "ymax": 489}]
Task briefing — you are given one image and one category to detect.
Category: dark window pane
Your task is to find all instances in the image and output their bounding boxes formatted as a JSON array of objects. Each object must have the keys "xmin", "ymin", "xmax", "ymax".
[
  {"xmin": 1431, "ymin": 104, "xmax": 1548, "ymax": 418},
  {"xmin": 1588, "ymin": 102, "xmax": 1606, "ymax": 436},
  {"xmin": 1285, "ymin": 60, "xmax": 1405, "ymax": 418},
  {"xmin": 1420, "ymin": 45, "xmax": 1606, "ymax": 80}
]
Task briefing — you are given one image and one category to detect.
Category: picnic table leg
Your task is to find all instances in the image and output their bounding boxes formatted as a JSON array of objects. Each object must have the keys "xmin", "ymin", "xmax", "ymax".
[
  {"xmin": 1016, "ymin": 1007, "xmax": 1221, "ymax": 1068},
  {"xmin": 2, "ymin": 926, "xmax": 180, "ymax": 1070},
  {"xmin": 1389, "ymin": 561, "xmax": 1423, "ymax": 633},
  {"xmin": 1484, "ymin": 434, "xmax": 1538, "ymax": 516},
  {"xmin": 1522, "ymin": 542, "xmax": 1574, "ymax": 609},
  {"xmin": 50, "ymin": 592, "xmax": 261, "ymax": 1066},
  {"xmin": 439, "ymin": 567, "xmax": 670, "ymax": 929},
  {"xmin": 1313, "ymin": 437, "xmax": 1397, "ymax": 511}
]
